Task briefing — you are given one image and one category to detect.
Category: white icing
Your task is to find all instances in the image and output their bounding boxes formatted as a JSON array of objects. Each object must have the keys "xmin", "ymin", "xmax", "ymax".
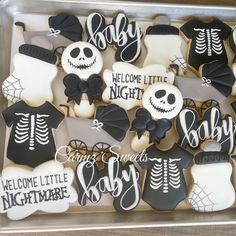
[
  {"xmin": 0, "ymin": 160, "xmax": 77, "ymax": 220},
  {"xmin": 188, "ymin": 162, "xmax": 235, "ymax": 212},
  {"xmin": 143, "ymin": 34, "xmax": 186, "ymax": 75},
  {"xmin": 142, "ymin": 82, "xmax": 183, "ymax": 120},
  {"xmin": 61, "ymin": 42, "xmax": 103, "ymax": 80},
  {"xmin": 2, "ymin": 54, "xmax": 57, "ymax": 106},
  {"xmin": 102, "ymin": 62, "xmax": 175, "ymax": 110},
  {"xmin": 178, "ymin": 108, "xmax": 236, "ymax": 153},
  {"xmin": 86, "ymin": 13, "xmax": 142, "ymax": 63},
  {"xmin": 131, "ymin": 133, "xmax": 150, "ymax": 153},
  {"xmin": 76, "ymin": 156, "xmax": 140, "ymax": 211},
  {"xmin": 233, "ymin": 63, "xmax": 236, "ymax": 78},
  {"xmin": 73, "ymin": 100, "xmax": 95, "ymax": 118}
]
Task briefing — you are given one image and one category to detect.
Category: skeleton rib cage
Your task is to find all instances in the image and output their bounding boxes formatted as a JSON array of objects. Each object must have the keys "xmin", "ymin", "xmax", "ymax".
[
  {"xmin": 194, "ymin": 28, "xmax": 223, "ymax": 56},
  {"xmin": 15, "ymin": 112, "xmax": 50, "ymax": 150},
  {"xmin": 149, "ymin": 158, "xmax": 181, "ymax": 193}
]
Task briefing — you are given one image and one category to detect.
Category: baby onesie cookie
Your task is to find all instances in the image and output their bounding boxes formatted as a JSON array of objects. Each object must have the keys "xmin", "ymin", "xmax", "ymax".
[
  {"xmin": 2, "ymin": 100, "xmax": 64, "ymax": 167},
  {"xmin": 76, "ymin": 156, "xmax": 141, "ymax": 212},
  {"xmin": 143, "ymin": 16, "xmax": 187, "ymax": 75},
  {"xmin": 102, "ymin": 62, "xmax": 175, "ymax": 110},
  {"xmin": 139, "ymin": 143, "xmax": 193, "ymax": 211},
  {"xmin": 142, "ymin": 82, "xmax": 183, "ymax": 120},
  {"xmin": 176, "ymin": 106, "xmax": 236, "ymax": 154},
  {"xmin": 199, "ymin": 61, "xmax": 236, "ymax": 97},
  {"xmin": 86, "ymin": 12, "xmax": 142, "ymax": 63},
  {"xmin": 0, "ymin": 160, "xmax": 77, "ymax": 220},
  {"xmin": 180, "ymin": 17, "xmax": 232, "ymax": 72},
  {"xmin": 188, "ymin": 141, "xmax": 235, "ymax": 212},
  {"xmin": 61, "ymin": 41, "xmax": 103, "ymax": 118},
  {"xmin": 2, "ymin": 44, "xmax": 57, "ymax": 106}
]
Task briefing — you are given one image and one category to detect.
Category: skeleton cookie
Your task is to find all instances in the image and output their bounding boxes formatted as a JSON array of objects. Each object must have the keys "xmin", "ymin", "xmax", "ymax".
[
  {"xmin": 61, "ymin": 41, "xmax": 103, "ymax": 118},
  {"xmin": 2, "ymin": 44, "xmax": 58, "ymax": 106},
  {"xmin": 188, "ymin": 141, "xmax": 235, "ymax": 212}
]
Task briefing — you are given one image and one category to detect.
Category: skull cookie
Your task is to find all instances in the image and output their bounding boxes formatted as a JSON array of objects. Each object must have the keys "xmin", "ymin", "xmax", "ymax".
[
  {"xmin": 142, "ymin": 82, "xmax": 183, "ymax": 120},
  {"xmin": 61, "ymin": 41, "xmax": 103, "ymax": 80},
  {"xmin": 61, "ymin": 42, "xmax": 103, "ymax": 118}
]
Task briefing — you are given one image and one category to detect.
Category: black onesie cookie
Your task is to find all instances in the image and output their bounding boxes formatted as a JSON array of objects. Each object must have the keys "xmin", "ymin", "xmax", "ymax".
[
  {"xmin": 2, "ymin": 101, "xmax": 64, "ymax": 167},
  {"xmin": 139, "ymin": 144, "xmax": 193, "ymax": 211},
  {"xmin": 180, "ymin": 17, "xmax": 232, "ymax": 71}
]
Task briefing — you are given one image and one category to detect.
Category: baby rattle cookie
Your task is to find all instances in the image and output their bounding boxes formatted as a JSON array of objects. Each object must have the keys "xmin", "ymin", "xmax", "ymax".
[
  {"xmin": 143, "ymin": 15, "xmax": 187, "ymax": 75},
  {"xmin": 85, "ymin": 12, "xmax": 142, "ymax": 63},
  {"xmin": 0, "ymin": 160, "xmax": 77, "ymax": 220},
  {"xmin": 102, "ymin": 62, "xmax": 175, "ymax": 110},
  {"xmin": 61, "ymin": 41, "xmax": 103, "ymax": 118},
  {"xmin": 180, "ymin": 17, "xmax": 232, "ymax": 72},
  {"xmin": 139, "ymin": 143, "xmax": 193, "ymax": 211},
  {"xmin": 188, "ymin": 141, "xmax": 235, "ymax": 212},
  {"xmin": 2, "ymin": 44, "xmax": 58, "ymax": 106},
  {"xmin": 2, "ymin": 100, "xmax": 64, "ymax": 167},
  {"xmin": 76, "ymin": 156, "xmax": 141, "ymax": 212}
]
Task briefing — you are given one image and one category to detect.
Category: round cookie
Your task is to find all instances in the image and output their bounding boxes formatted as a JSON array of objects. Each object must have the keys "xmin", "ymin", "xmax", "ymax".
[
  {"xmin": 188, "ymin": 141, "xmax": 235, "ymax": 212},
  {"xmin": 2, "ymin": 44, "xmax": 58, "ymax": 106},
  {"xmin": 86, "ymin": 12, "xmax": 143, "ymax": 63},
  {"xmin": 142, "ymin": 82, "xmax": 183, "ymax": 120},
  {"xmin": 61, "ymin": 41, "xmax": 103, "ymax": 79},
  {"xmin": 0, "ymin": 160, "xmax": 77, "ymax": 220},
  {"xmin": 180, "ymin": 17, "xmax": 232, "ymax": 73}
]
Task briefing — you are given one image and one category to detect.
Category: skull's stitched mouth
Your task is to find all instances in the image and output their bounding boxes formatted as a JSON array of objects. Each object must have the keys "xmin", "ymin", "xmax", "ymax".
[
  {"xmin": 149, "ymin": 97, "xmax": 175, "ymax": 113},
  {"xmin": 67, "ymin": 57, "xmax": 97, "ymax": 70}
]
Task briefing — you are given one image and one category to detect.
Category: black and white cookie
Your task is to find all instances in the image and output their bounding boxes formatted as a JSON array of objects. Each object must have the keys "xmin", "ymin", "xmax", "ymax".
[
  {"xmin": 180, "ymin": 17, "xmax": 232, "ymax": 72},
  {"xmin": 2, "ymin": 100, "xmax": 64, "ymax": 167},
  {"xmin": 139, "ymin": 143, "xmax": 193, "ymax": 211},
  {"xmin": 86, "ymin": 12, "xmax": 142, "ymax": 63},
  {"xmin": 2, "ymin": 44, "xmax": 57, "ymax": 106}
]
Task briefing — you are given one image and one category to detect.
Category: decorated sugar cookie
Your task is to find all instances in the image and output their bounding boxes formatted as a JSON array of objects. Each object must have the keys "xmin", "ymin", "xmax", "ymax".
[
  {"xmin": 2, "ymin": 44, "xmax": 57, "ymax": 106},
  {"xmin": 229, "ymin": 28, "xmax": 236, "ymax": 78},
  {"xmin": 16, "ymin": 12, "xmax": 83, "ymax": 51},
  {"xmin": 143, "ymin": 16, "xmax": 187, "ymax": 75},
  {"xmin": 102, "ymin": 62, "xmax": 175, "ymax": 110},
  {"xmin": 176, "ymin": 106, "xmax": 236, "ymax": 154},
  {"xmin": 142, "ymin": 82, "xmax": 183, "ymax": 120},
  {"xmin": 180, "ymin": 17, "xmax": 232, "ymax": 72},
  {"xmin": 139, "ymin": 143, "xmax": 193, "ymax": 211},
  {"xmin": 75, "ymin": 156, "xmax": 141, "ymax": 212},
  {"xmin": 188, "ymin": 141, "xmax": 235, "ymax": 212},
  {"xmin": 2, "ymin": 100, "xmax": 64, "ymax": 167},
  {"xmin": 0, "ymin": 160, "xmax": 77, "ymax": 220},
  {"xmin": 61, "ymin": 41, "xmax": 103, "ymax": 118},
  {"xmin": 86, "ymin": 12, "xmax": 142, "ymax": 63}
]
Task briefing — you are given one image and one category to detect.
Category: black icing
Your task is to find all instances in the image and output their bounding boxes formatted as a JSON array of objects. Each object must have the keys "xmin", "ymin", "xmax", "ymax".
[
  {"xmin": 95, "ymin": 104, "xmax": 130, "ymax": 142},
  {"xmin": 2, "ymin": 101, "xmax": 64, "ymax": 167},
  {"xmin": 63, "ymin": 73, "xmax": 103, "ymax": 105},
  {"xmin": 231, "ymin": 100, "xmax": 236, "ymax": 113},
  {"xmin": 48, "ymin": 12, "xmax": 83, "ymax": 42},
  {"xmin": 201, "ymin": 61, "xmax": 235, "ymax": 97},
  {"xmin": 139, "ymin": 143, "xmax": 193, "ymax": 211},
  {"xmin": 130, "ymin": 108, "xmax": 172, "ymax": 143},
  {"xmin": 19, "ymin": 44, "xmax": 57, "ymax": 64},
  {"xmin": 229, "ymin": 29, "xmax": 236, "ymax": 62},
  {"xmin": 180, "ymin": 18, "xmax": 232, "ymax": 70},
  {"xmin": 146, "ymin": 25, "xmax": 179, "ymax": 35},
  {"xmin": 195, "ymin": 151, "xmax": 229, "ymax": 164}
]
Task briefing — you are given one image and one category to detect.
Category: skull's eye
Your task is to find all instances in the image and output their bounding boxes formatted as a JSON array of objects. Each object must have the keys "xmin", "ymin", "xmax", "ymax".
[
  {"xmin": 155, "ymin": 90, "xmax": 166, "ymax": 99},
  {"xmin": 70, "ymin": 47, "xmax": 80, "ymax": 58},
  {"xmin": 83, "ymin": 47, "xmax": 93, "ymax": 58},
  {"xmin": 167, "ymin": 93, "xmax": 175, "ymax": 104}
]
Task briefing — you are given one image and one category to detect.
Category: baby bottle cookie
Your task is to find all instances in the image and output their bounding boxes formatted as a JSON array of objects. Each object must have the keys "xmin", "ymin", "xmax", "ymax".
[
  {"xmin": 143, "ymin": 15, "xmax": 187, "ymax": 75},
  {"xmin": 2, "ymin": 44, "xmax": 58, "ymax": 106},
  {"xmin": 180, "ymin": 17, "xmax": 232, "ymax": 72},
  {"xmin": 61, "ymin": 41, "xmax": 103, "ymax": 118},
  {"xmin": 188, "ymin": 141, "xmax": 235, "ymax": 212}
]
